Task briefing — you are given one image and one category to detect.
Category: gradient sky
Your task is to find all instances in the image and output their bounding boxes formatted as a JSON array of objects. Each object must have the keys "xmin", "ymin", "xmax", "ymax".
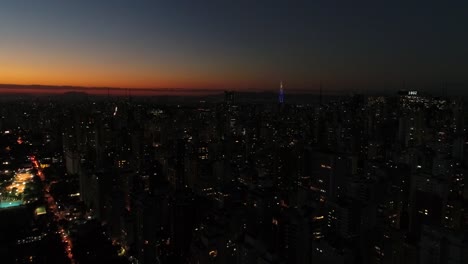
[{"xmin": 0, "ymin": 0, "xmax": 467, "ymax": 93}]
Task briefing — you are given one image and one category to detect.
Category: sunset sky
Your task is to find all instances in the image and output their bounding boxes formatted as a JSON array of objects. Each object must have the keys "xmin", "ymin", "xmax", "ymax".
[{"xmin": 0, "ymin": 0, "xmax": 467, "ymax": 94}]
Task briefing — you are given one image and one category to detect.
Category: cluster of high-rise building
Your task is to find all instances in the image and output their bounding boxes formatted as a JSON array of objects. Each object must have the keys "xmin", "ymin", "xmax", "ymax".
[{"xmin": 0, "ymin": 89, "xmax": 467, "ymax": 263}]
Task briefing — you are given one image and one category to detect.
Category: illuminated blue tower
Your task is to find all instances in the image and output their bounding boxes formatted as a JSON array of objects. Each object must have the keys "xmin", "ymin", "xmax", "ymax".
[{"xmin": 279, "ymin": 81, "xmax": 284, "ymax": 104}]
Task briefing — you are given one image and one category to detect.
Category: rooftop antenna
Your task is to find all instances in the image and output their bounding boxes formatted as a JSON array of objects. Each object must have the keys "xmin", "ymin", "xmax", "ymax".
[{"xmin": 279, "ymin": 81, "xmax": 284, "ymax": 104}]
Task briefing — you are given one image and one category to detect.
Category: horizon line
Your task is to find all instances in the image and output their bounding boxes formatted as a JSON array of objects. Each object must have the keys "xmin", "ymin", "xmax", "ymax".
[
  {"xmin": 0, "ymin": 83, "xmax": 333, "ymax": 96},
  {"xmin": 0, "ymin": 82, "xmax": 466, "ymax": 97}
]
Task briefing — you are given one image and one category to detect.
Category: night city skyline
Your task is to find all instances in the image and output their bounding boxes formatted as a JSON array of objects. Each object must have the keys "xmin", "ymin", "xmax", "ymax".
[
  {"xmin": 2, "ymin": 1, "xmax": 468, "ymax": 264},
  {"xmin": 0, "ymin": 0, "xmax": 467, "ymax": 94}
]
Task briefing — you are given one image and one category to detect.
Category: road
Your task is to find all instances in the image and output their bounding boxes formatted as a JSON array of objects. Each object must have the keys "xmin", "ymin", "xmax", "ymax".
[{"xmin": 32, "ymin": 156, "xmax": 75, "ymax": 264}]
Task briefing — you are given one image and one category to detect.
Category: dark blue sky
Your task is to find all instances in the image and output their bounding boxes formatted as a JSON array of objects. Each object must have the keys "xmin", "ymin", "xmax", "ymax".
[{"xmin": 0, "ymin": 0, "xmax": 467, "ymax": 93}]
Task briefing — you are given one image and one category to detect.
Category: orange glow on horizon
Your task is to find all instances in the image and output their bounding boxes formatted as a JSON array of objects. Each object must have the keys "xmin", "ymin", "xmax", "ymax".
[
  {"xmin": 0, "ymin": 68, "xmax": 278, "ymax": 92},
  {"xmin": 0, "ymin": 50, "xmax": 279, "ymax": 92},
  {"xmin": 0, "ymin": 45, "xmax": 323, "ymax": 94}
]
